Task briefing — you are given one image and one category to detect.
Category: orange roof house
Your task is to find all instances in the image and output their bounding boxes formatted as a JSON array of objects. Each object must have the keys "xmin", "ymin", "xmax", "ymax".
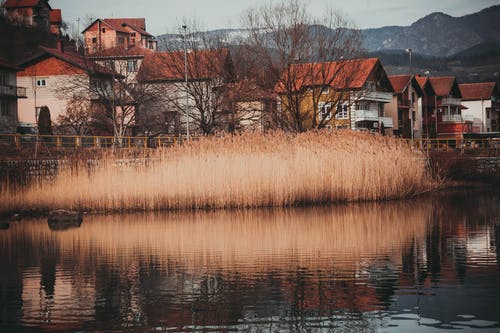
[
  {"xmin": 274, "ymin": 58, "xmax": 394, "ymax": 132},
  {"xmin": 82, "ymin": 18, "xmax": 157, "ymax": 55},
  {"xmin": 386, "ymin": 75, "xmax": 424, "ymax": 138},
  {"xmin": 427, "ymin": 77, "xmax": 471, "ymax": 138},
  {"xmin": 16, "ymin": 47, "xmax": 115, "ymax": 125},
  {"xmin": 2, "ymin": 0, "xmax": 61, "ymax": 35}
]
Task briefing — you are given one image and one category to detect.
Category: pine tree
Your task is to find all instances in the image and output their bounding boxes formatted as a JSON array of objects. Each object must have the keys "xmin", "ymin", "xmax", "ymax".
[{"xmin": 37, "ymin": 105, "xmax": 53, "ymax": 135}]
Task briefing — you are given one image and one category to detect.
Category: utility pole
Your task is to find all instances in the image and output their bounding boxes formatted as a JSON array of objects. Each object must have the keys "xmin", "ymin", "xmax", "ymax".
[
  {"xmin": 406, "ymin": 48, "xmax": 414, "ymax": 140},
  {"xmin": 182, "ymin": 24, "xmax": 190, "ymax": 141}
]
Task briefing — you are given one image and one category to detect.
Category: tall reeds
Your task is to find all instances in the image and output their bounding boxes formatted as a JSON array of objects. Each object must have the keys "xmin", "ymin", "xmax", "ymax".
[{"xmin": 0, "ymin": 130, "xmax": 435, "ymax": 213}]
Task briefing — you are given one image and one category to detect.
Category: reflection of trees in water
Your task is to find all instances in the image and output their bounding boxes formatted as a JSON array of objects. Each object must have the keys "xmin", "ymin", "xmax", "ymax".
[{"xmin": 1, "ymin": 191, "xmax": 499, "ymax": 330}]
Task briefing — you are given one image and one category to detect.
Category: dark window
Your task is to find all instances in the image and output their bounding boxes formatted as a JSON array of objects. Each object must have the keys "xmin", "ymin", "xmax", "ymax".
[
  {"xmin": 127, "ymin": 60, "xmax": 138, "ymax": 72},
  {"xmin": 0, "ymin": 101, "xmax": 9, "ymax": 116},
  {"xmin": 92, "ymin": 37, "xmax": 97, "ymax": 43},
  {"xmin": 102, "ymin": 28, "xmax": 106, "ymax": 33}
]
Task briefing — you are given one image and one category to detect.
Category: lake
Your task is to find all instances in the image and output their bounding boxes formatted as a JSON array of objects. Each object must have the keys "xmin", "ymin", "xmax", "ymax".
[{"xmin": 1, "ymin": 189, "xmax": 499, "ymax": 332}]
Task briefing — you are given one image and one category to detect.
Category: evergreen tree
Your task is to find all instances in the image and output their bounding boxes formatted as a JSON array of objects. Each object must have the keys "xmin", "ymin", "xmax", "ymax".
[{"xmin": 37, "ymin": 106, "xmax": 53, "ymax": 135}]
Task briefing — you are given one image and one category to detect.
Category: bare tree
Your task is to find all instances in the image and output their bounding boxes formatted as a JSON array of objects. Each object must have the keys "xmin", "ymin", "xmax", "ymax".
[
  {"xmin": 139, "ymin": 23, "xmax": 235, "ymax": 135},
  {"xmin": 56, "ymin": 97, "xmax": 92, "ymax": 135},
  {"xmin": 243, "ymin": 0, "xmax": 363, "ymax": 132}
]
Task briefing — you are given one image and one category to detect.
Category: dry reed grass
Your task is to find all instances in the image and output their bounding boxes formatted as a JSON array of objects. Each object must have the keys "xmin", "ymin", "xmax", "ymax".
[{"xmin": 0, "ymin": 130, "xmax": 435, "ymax": 213}]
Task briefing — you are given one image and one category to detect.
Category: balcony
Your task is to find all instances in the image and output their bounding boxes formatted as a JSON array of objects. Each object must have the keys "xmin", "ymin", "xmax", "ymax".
[
  {"xmin": 441, "ymin": 97, "xmax": 461, "ymax": 106},
  {"xmin": 442, "ymin": 114, "xmax": 473, "ymax": 123},
  {"xmin": 353, "ymin": 109, "xmax": 379, "ymax": 122},
  {"xmin": 0, "ymin": 85, "xmax": 27, "ymax": 98},
  {"xmin": 357, "ymin": 91, "xmax": 393, "ymax": 103}
]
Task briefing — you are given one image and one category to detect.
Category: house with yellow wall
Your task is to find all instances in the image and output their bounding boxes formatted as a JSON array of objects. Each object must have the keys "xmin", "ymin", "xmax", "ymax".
[{"xmin": 275, "ymin": 58, "xmax": 394, "ymax": 132}]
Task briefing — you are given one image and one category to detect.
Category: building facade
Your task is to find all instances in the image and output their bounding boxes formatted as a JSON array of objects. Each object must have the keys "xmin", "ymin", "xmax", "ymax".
[
  {"xmin": 459, "ymin": 82, "xmax": 500, "ymax": 133},
  {"xmin": 82, "ymin": 18, "xmax": 157, "ymax": 55},
  {"xmin": 0, "ymin": 58, "xmax": 27, "ymax": 133}
]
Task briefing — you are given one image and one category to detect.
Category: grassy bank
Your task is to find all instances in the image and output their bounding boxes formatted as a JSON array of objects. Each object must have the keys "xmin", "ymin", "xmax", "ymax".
[{"xmin": 0, "ymin": 131, "xmax": 435, "ymax": 214}]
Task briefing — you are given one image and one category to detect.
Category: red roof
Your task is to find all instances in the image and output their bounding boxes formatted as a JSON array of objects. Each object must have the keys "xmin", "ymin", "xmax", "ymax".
[
  {"xmin": 83, "ymin": 18, "xmax": 152, "ymax": 37},
  {"xmin": 275, "ymin": 58, "xmax": 385, "ymax": 93},
  {"xmin": 19, "ymin": 47, "xmax": 116, "ymax": 76},
  {"xmin": 88, "ymin": 44, "xmax": 154, "ymax": 58},
  {"xmin": 137, "ymin": 49, "xmax": 230, "ymax": 82},
  {"xmin": 3, "ymin": 0, "xmax": 44, "ymax": 8},
  {"xmin": 459, "ymin": 82, "xmax": 498, "ymax": 101},
  {"xmin": 49, "ymin": 9, "xmax": 61, "ymax": 24},
  {"xmin": 429, "ymin": 76, "xmax": 459, "ymax": 97},
  {"xmin": 415, "ymin": 75, "xmax": 428, "ymax": 90},
  {"xmin": 388, "ymin": 75, "xmax": 412, "ymax": 94}
]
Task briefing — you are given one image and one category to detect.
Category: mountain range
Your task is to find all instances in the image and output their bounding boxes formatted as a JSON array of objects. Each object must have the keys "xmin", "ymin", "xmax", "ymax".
[{"xmin": 157, "ymin": 5, "xmax": 500, "ymax": 58}]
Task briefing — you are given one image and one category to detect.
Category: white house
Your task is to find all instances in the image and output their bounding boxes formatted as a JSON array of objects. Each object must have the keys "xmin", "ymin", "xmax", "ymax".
[{"xmin": 459, "ymin": 82, "xmax": 500, "ymax": 133}]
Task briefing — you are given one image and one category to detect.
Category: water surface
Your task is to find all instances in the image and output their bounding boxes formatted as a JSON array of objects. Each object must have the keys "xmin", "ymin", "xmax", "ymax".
[{"xmin": 1, "ymin": 190, "xmax": 499, "ymax": 332}]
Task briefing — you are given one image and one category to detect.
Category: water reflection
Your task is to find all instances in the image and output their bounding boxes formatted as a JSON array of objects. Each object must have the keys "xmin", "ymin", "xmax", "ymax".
[{"xmin": 1, "ymin": 190, "xmax": 499, "ymax": 332}]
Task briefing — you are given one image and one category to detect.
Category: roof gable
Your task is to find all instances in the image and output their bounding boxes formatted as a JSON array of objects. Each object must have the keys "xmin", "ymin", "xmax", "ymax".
[
  {"xmin": 429, "ymin": 76, "xmax": 461, "ymax": 97},
  {"xmin": 459, "ymin": 82, "xmax": 498, "ymax": 101},
  {"xmin": 49, "ymin": 9, "xmax": 62, "ymax": 24},
  {"xmin": 415, "ymin": 75, "xmax": 435, "ymax": 96},
  {"xmin": 388, "ymin": 75, "xmax": 423, "ymax": 96}
]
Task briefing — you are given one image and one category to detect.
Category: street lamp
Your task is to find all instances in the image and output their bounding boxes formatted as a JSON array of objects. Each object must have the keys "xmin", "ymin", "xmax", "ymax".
[
  {"xmin": 182, "ymin": 24, "xmax": 190, "ymax": 141},
  {"xmin": 406, "ymin": 48, "xmax": 414, "ymax": 140}
]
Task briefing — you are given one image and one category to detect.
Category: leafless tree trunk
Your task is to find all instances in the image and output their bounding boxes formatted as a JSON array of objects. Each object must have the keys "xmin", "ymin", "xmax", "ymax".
[{"xmin": 243, "ymin": 0, "xmax": 363, "ymax": 132}]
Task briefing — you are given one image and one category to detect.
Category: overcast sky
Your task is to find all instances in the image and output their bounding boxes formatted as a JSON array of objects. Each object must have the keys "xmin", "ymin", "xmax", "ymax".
[{"xmin": 51, "ymin": 0, "xmax": 499, "ymax": 36}]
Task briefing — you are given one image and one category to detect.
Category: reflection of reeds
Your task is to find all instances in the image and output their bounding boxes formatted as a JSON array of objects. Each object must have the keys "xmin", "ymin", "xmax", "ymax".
[
  {"xmin": 0, "ymin": 131, "xmax": 434, "ymax": 213},
  {"xmin": 1, "ymin": 201, "xmax": 431, "ymax": 274}
]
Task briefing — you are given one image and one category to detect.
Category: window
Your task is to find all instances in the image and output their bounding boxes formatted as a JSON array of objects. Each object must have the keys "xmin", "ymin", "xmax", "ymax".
[
  {"xmin": 0, "ymin": 101, "xmax": 9, "ymax": 116},
  {"xmin": 101, "ymin": 28, "xmax": 106, "ymax": 33},
  {"xmin": 0, "ymin": 74, "xmax": 8, "ymax": 86},
  {"xmin": 486, "ymin": 109, "xmax": 490, "ymax": 119},
  {"xmin": 131, "ymin": 32, "xmax": 136, "ymax": 37},
  {"xmin": 355, "ymin": 102, "xmax": 369, "ymax": 110},
  {"xmin": 336, "ymin": 103, "xmax": 348, "ymax": 119},
  {"xmin": 319, "ymin": 103, "xmax": 332, "ymax": 121},
  {"xmin": 130, "ymin": 38, "xmax": 136, "ymax": 45},
  {"xmin": 321, "ymin": 87, "xmax": 330, "ymax": 95},
  {"xmin": 118, "ymin": 37, "xmax": 125, "ymax": 44},
  {"xmin": 36, "ymin": 79, "xmax": 47, "ymax": 87},
  {"xmin": 127, "ymin": 60, "xmax": 138, "ymax": 72},
  {"xmin": 92, "ymin": 37, "xmax": 97, "ymax": 44}
]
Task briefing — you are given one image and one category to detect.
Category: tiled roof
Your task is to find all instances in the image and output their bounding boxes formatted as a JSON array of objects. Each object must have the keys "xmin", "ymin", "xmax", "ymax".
[
  {"xmin": 88, "ymin": 45, "xmax": 154, "ymax": 58},
  {"xmin": 49, "ymin": 9, "xmax": 62, "ymax": 24},
  {"xmin": 275, "ymin": 58, "xmax": 384, "ymax": 93},
  {"xmin": 137, "ymin": 48, "xmax": 230, "ymax": 82},
  {"xmin": 103, "ymin": 18, "xmax": 148, "ymax": 34},
  {"xmin": 19, "ymin": 47, "xmax": 116, "ymax": 76},
  {"xmin": 459, "ymin": 82, "xmax": 498, "ymax": 101},
  {"xmin": 415, "ymin": 75, "xmax": 428, "ymax": 90},
  {"xmin": 3, "ymin": 0, "xmax": 43, "ymax": 8},
  {"xmin": 428, "ymin": 76, "xmax": 459, "ymax": 97},
  {"xmin": 388, "ymin": 75, "xmax": 412, "ymax": 94}
]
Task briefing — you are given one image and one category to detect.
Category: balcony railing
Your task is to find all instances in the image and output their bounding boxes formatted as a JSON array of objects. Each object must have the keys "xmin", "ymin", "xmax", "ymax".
[
  {"xmin": 441, "ymin": 97, "xmax": 461, "ymax": 106},
  {"xmin": 356, "ymin": 91, "xmax": 393, "ymax": 103},
  {"xmin": 442, "ymin": 114, "xmax": 474, "ymax": 122},
  {"xmin": 353, "ymin": 109, "xmax": 379, "ymax": 122},
  {"xmin": 0, "ymin": 85, "xmax": 27, "ymax": 98}
]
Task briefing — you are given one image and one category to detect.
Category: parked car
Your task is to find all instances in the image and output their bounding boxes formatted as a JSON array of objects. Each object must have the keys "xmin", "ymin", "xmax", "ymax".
[{"xmin": 16, "ymin": 123, "xmax": 37, "ymax": 142}]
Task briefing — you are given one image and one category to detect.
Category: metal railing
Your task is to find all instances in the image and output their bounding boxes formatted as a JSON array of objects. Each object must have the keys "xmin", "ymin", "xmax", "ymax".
[
  {"xmin": 0, "ymin": 134, "xmax": 498, "ymax": 153},
  {"xmin": 0, "ymin": 134, "xmax": 194, "ymax": 149}
]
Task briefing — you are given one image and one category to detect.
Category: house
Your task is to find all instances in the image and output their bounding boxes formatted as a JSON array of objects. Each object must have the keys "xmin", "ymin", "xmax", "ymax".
[
  {"xmin": 275, "ymin": 58, "xmax": 394, "ymax": 132},
  {"xmin": 459, "ymin": 82, "xmax": 500, "ymax": 133},
  {"xmin": 2, "ymin": 0, "xmax": 61, "ymax": 35},
  {"xmin": 415, "ymin": 75, "xmax": 437, "ymax": 138},
  {"xmin": 16, "ymin": 46, "xmax": 114, "ymax": 126},
  {"xmin": 136, "ymin": 48, "xmax": 234, "ymax": 135},
  {"xmin": 0, "ymin": 58, "xmax": 27, "ymax": 133},
  {"xmin": 386, "ymin": 75, "xmax": 423, "ymax": 138},
  {"xmin": 222, "ymin": 80, "xmax": 277, "ymax": 132},
  {"xmin": 428, "ymin": 76, "xmax": 472, "ymax": 138},
  {"xmin": 82, "ymin": 18, "xmax": 157, "ymax": 55}
]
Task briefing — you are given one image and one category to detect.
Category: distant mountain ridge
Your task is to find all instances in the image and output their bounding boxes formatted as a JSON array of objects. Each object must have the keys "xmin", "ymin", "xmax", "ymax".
[
  {"xmin": 362, "ymin": 5, "xmax": 500, "ymax": 56},
  {"xmin": 156, "ymin": 5, "xmax": 500, "ymax": 58}
]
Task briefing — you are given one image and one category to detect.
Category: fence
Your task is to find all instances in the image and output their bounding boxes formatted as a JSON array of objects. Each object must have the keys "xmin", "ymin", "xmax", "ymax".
[
  {"xmin": 0, "ymin": 134, "xmax": 498, "ymax": 152},
  {"xmin": 0, "ymin": 134, "xmax": 191, "ymax": 149}
]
